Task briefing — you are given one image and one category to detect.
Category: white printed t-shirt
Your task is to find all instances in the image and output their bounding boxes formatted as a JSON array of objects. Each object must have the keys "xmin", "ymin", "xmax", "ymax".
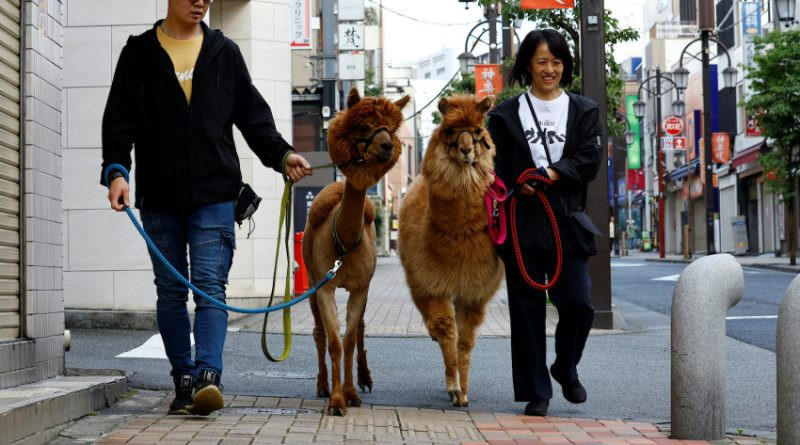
[{"xmin": 517, "ymin": 90, "xmax": 569, "ymax": 167}]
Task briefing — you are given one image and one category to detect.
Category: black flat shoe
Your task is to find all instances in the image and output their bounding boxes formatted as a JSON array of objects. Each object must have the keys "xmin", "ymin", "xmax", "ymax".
[
  {"xmin": 550, "ymin": 364, "xmax": 587, "ymax": 404},
  {"xmin": 524, "ymin": 400, "xmax": 549, "ymax": 416}
]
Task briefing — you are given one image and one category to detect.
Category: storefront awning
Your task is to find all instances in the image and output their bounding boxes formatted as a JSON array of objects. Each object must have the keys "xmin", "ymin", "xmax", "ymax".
[
  {"xmin": 668, "ymin": 158, "xmax": 700, "ymax": 182},
  {"xmin": 732, "ymin": 142, "xmax": 765, "ymax": 168}
]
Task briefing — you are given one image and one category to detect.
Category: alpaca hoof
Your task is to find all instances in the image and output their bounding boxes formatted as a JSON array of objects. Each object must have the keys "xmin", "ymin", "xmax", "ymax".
[
  {"xmin": 317, "ymin": 387, "xmax": 331, "ymax": 398},
  {"xmin": 327, "ymin": 405, "xmax": 346, "ymax": 416},
  {"xmin": 453, "ymin": 398, "xmax": 470, "ymax": 407},
  {"xmin": 347, "ymin": 398, "xmax": 362, "ymax": 407},
  {"xmin": 447, "ymin": 389, "xmax": 462, "ymax": 404},
  {"xmin": 358, "ymin": 381, "xmax": 373, "ymax": 393}
]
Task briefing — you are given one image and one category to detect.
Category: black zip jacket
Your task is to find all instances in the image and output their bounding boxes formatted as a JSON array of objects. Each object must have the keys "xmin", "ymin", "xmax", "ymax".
[
  {"xmin": 487, "ymin": 92, "xmax": 603, "ymax": 256},
  {"xmin": 101, "ymin": 21, "xmax": 293, "ymax": 212}
]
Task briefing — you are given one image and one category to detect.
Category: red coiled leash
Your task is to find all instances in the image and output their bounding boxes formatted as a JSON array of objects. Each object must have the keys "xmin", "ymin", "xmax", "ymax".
[{"xmin": 509, "ymin": 168, "xmax": 563, "ymax": 291}]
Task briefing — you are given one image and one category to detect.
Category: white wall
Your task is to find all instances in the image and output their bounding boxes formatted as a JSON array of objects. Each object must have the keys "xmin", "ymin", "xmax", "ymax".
[{"xmin": 62, "ymin": 0, "xmax": 293, "ymax": 315}]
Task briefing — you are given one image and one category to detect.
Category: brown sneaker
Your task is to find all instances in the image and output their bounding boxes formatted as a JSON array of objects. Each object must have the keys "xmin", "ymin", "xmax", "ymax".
[{"xmin": 187, "ymin": 370, "xmax": 224, "ymax": 416}]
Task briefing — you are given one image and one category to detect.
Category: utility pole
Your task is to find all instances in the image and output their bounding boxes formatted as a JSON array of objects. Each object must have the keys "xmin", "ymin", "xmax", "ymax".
[
  {"xmin": 655, "ymin": 67, "xmax": 665, "ymax": 259},
  {"xmin": 321, "ymin": 0, "xmax": 337, "ymax": 149},
  {"xmin": 581, "ymin": 0, "xmax": 612, "ymax": 329},
  {"xmin": 699, "ymin": 0, "xmax": 716, "ymax": 254},
  {"xmin": 501, "ymin": 5, "xmax": 513, "ymax": 62},
  {"xmin": 486, "ymin": 3, "xmax": 498, "ymax": 63}
]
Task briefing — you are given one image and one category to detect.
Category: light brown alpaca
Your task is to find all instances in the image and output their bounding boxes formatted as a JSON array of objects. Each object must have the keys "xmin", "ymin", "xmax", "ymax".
[
  {"xmin": 398, "ymin": 95, "xmax": 503, "ymax": 407},
  {"xmin": 302, "ymin": 88, "xmax": 410, "ymax": 416}
]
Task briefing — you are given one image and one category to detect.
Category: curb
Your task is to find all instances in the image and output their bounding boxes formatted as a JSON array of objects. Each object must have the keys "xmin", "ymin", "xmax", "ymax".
[{"xmin": 644, "ymin": 257, "xmax": 800, "ymax": 273}]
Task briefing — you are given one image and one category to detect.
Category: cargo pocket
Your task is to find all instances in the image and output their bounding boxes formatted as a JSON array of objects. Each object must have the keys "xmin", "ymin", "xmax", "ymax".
[{"xmin": 217, "ymin": 229, "xmax": 236, "ymax": 281}]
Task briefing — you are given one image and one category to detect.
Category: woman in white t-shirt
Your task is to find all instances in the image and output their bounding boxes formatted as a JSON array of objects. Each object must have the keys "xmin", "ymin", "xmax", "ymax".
[{"xmin": 487, "ymin": 29, "xmax": 604, "ymax": 417}]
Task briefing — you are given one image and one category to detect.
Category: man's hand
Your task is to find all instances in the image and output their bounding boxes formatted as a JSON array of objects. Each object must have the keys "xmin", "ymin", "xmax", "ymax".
[
  {"xmin": 108, "ymin": 177, "xmax": 130, "ymax": 211},
  {"xmin": 284, "ymin": 153, "xmax": 313, "ymax": 183}
]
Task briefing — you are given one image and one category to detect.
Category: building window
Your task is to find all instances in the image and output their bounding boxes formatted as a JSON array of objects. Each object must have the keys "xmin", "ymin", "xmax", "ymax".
[
  {"xmin": 292, "ymin": 102, "xmax": 322, "ymax": 152},
  {"xmin": 424, "ymin": 72, "xmax": 431, "ymax": 78},
  {"xmin": 680, "ymin": 0, "xmax": 697, "ymax": 23},
  {"xmin": 716, "ymin": 0, "xmax": 735, "ymax": 51},
  {"xmin": 436, "ymin": 67, "xmax": 445, "ymax": 75}
]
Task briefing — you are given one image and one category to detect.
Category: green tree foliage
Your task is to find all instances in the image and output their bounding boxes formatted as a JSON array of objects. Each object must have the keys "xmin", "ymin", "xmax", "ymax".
[
  {"xmin": 364, "ymin": 69, "xmax": 383, "ymax": 98},
  {"xmin": 743, "ymin": 29, "xmax": 800, "ymax": 264},
  {"xmin": 477, "ymin": 1, "xmax": 638, "ymax": 136}
]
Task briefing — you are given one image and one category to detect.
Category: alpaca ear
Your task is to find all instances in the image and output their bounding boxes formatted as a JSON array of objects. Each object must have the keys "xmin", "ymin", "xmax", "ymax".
[
  {"xmin": 438, "ymin": 97, "xmax": 451, "ymax": 114},
  {"xmin": 476, "ymin": 96, "xmax": 493, "ymax": 114},
  {"xmin": 347, "ymin": 88, "xmax": 362, "ymax": 109},
  {"xmin": 394, "ymin": 95, "xmax": 411, "ymax": 110}
]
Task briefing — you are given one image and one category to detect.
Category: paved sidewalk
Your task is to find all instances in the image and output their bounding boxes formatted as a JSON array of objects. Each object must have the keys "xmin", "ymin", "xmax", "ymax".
[
  {"xmin": 89, "ymin": 393, "xmax": 773, "ymax": 445},
  {"xmin": 623, "ymin": 250, "xmax": 800, "ymax": 273},
  {"xmin": 232, "ymin": 257, "xmax": 550, "ymax": 338}
]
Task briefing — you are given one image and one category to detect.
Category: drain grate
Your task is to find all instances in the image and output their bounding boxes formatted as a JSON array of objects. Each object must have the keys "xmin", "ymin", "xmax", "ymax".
[{"xmin": 222, "ymin": 407, "xmax": 318, "ymax": 415}]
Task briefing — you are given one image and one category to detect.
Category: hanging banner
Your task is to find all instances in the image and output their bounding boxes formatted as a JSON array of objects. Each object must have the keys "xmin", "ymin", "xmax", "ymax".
[
  {"xmin": 521, "ymin": 0, "xmax": 575, "ymax": 9},
  {"xmin": 712, "ymin": 132, "xmax": 731, "ymax": 163},
  {"xmin": 475, "ymin": 64, "xmax": 503, "ymax": 100},
  {"xmin": 625, "ymin": 95, "xmax": 641, "ymax": 169},
  {"xmin": 627, "ymin": 169, "xmax": 644, "ymax": 191},
  {"xmin": 741, "ymin": 2, "xmax": 761, "ymax": 41},
  {"xmin": 290, "ymin": 0, "xmax": 311, "ymax": 49}
]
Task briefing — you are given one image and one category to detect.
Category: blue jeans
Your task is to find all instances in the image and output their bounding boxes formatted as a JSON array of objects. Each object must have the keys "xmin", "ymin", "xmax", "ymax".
[{"xmin": 140, "ymin": 201, "xmax": 236, "ymax": 380}]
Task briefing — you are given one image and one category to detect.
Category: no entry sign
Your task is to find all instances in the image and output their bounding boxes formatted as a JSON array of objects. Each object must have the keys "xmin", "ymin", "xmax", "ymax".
[{"xmin": 662, "ymin": 116, "xmax": 683, "ymax": 136}]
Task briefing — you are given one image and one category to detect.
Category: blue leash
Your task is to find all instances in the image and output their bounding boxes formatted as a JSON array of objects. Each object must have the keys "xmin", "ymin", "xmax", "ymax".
[{"xmin": 103, "ymin": 163, "xmax": 339, "ymax": 315}]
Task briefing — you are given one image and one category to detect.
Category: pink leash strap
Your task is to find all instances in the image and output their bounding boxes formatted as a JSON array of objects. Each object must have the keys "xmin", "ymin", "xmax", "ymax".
[{"xmin": 485, "ymin": 172, "xmax": 508, "ymax": 245}]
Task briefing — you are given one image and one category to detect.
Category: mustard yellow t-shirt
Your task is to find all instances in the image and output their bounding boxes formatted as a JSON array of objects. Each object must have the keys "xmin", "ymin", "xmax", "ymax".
[{"xmin": 157, "ymin": 26, "xmax": 203, "ymax": 104}]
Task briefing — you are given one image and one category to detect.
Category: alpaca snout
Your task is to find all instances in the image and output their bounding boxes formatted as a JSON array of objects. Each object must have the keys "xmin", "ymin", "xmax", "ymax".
[{"xmin": 380, "ymin": 141, "xmax": 393, "ymax": 153}]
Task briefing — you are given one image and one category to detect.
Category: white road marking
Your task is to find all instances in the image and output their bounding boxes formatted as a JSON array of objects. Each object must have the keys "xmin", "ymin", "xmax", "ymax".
[
  {"xmin": 726, "ymin": 315, "xmax": 777, "ymax": 320},
  {"xmin": 611, "ymin": 263, "xmax": 646, "ymax": 267},
  {"xmin": 116, "ymin": 334, "xmax": 194, "ymax": 359},
  {"xmin": 652, "ymin": 274, "xmax": 681, "ymax": 281}
]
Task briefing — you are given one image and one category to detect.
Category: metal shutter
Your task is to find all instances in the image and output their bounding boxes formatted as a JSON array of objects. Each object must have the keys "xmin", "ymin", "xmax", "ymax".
[{"xmin": 0, "ymin": 0, "xmax": 19, "ymax": 341}]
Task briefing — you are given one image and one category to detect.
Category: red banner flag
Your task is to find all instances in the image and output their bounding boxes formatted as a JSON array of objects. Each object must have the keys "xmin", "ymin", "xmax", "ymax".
[
  {"xmin": 521, "ymin": 0, "xmax": 575, "ymax": 9},
  {"xmin": 474, "ymin": 64, "xmax": 503, "ymax": 100}
]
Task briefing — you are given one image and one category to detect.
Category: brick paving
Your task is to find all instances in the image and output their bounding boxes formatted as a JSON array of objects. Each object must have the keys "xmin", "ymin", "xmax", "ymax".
[
  {"xmin": 94, "ymin": 395, "xmax": 774, "ymax": 445},
  {"xmin": 235, "ymin": 257, "xmax": 520, "ymax": 337}
]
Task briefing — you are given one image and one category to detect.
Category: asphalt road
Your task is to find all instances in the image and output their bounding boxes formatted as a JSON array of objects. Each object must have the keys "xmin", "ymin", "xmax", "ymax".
[
  {"xmin": 611, "ymin": 257, "xmax": 794, "ymax": 352},
  {"xmin": 65, "ymin": 258, "xmax": 783, "ymax": 437}
]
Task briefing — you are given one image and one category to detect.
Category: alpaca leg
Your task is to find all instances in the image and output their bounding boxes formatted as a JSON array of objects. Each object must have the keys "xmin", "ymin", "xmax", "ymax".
[
  {"xmin": 316, "ymin": 285, "xmax": 346, "ymax": 416},
  {"xmin": 309, "ymin": 284, "xmax": 330, "ymax": 398},
  {"xmin": 454, "ymin": 301, "xmax": 488, "ymax": 407},
  {"xmin": 356, "ymin": 301, "xmax": 372, "ymax": 393},
  {"xmin": 342, "ymin": 288, "xmax": 368, "ymax": 407},
  {"xmin": 414, "ymin": 294, "xmax": 460, "ymax": 403}
]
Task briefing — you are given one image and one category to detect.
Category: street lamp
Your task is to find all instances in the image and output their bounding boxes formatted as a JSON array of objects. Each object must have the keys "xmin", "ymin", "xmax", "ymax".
[
  {"xmin": 635, "ymin": 67, "xmax": 684, "ymax": 259},
  {"xmin": 624, "ymin": 130, "xmax": 635, "ymax": 147},
  {"xmin": 776, "ymin": 0, "xmax": 797, "ymax": 25},
  {"xmin": 673, "ymin": 66, "xmax": 690, "ymax": 91},
  {"xmin": 457, "ymin": 51, "xmax": 476, "ymax": 75},
  {"xmin": 678, "ymin": 29, "xmax": 738, "ymax": 255}
]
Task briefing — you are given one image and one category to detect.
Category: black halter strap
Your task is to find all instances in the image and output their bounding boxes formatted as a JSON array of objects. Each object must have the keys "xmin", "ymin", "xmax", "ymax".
[{"xmin": 450, "ymin": 129, "xmax": 492, "ymax": 150}]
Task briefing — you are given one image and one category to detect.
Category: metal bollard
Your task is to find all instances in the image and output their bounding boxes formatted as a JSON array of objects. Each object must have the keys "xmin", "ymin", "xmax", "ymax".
[
  {"xmin": 777, "ymin": 275, "xmax": 800, "ymax": 445},
  {"xmin": 671, "ymin": 254, "xmax": 743, "ymax": 440}
]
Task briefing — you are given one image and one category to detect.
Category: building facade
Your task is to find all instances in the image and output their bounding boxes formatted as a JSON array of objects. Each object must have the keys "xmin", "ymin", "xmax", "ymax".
[{"xmin": 61, "ymin": 0, "xmax": 294, "ymax": 327}]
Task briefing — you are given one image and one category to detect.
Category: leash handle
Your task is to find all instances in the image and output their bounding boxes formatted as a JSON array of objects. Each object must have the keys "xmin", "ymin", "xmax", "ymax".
[
  {"xmin": 486, "ymin": 173, "xmax": 508, "ymax": 245},
  {"xmin": 510, "ymin": 168, "xmax": 563, "ymax": 291}
]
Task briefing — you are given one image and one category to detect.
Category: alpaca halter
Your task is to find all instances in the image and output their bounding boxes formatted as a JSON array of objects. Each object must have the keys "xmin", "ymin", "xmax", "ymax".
[
  {"xmin": 446, "ymin": 129, "xmax": 492, "ymax": 152},
  {"xmin": 342, "ymin": 126, "xmax": 393, "ymax": 167}
]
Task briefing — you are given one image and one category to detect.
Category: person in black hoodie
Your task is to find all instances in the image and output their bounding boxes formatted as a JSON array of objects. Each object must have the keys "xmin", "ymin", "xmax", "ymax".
[
  {"xmin": 101, "ymin": 0, "xmax": 312, "ymax": 416},
  {"xmin": 487, "ymin": 29, "xmax": 603, "ymax": 417}
]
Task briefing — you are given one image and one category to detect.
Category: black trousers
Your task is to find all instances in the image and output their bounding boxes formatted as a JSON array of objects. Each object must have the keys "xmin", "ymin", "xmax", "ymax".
[{"xmin": 505, "ymin": 250, "xmax": 594, "ymax": 402}]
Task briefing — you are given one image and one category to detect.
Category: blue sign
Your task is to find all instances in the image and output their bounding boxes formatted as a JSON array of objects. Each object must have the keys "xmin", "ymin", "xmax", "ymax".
[{"xmin": 742, "ymin": 2, "xmax": 761, "ymax": 41}]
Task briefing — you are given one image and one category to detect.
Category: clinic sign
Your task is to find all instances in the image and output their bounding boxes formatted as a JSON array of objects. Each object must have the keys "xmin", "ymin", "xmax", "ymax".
[{"xmin": 290, "ymin": 0, "xmax": 311, "ymax": 49}]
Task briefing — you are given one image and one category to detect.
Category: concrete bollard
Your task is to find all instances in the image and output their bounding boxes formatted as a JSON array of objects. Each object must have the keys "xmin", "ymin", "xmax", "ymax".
[
  {"xmin": 778, "ymin": 275, "xmax": 800, "ymax": 445},
  {"xmin": 671, "ymin": 254, "xmax": 743, "ymax": 440}
]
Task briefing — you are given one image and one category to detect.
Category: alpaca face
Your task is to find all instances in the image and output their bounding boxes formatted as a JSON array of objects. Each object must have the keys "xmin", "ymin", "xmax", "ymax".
[
  {"xmin": 441, "ymin": 125, "xmax": 492, "ymax": 166},
  {"xmin": 327, "ymin": 89, "xmax": 411, "ymax": 190}
]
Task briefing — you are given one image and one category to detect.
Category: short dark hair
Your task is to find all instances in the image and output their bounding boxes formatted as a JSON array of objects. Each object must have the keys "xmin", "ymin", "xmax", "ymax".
[{"xmin": 508, "ymin": 29, "xmax": 574, "ymax": 88}]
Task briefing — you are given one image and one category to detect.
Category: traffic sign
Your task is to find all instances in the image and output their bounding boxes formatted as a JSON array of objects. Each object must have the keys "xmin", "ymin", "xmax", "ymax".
[
  {"xmin": 662, "ymin": 115, "xmax": 684, "ymax": 136},
  {"xmin": 674, "ymin": 137, "xmax": 686, "ymax": 151},
  {"xmin": 661, "ymin": 137, "xmax": 674, "ymax": 151}
]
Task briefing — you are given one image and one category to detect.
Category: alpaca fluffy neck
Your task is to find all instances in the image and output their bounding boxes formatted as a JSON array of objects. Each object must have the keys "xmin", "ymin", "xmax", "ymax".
[
  {"xmin": 335, "ymin": 180, "xmax": 367, "ymax": 249},
  {"xmin": 426, "ymin": 179, "xmax": 487, "ymax": 237}
]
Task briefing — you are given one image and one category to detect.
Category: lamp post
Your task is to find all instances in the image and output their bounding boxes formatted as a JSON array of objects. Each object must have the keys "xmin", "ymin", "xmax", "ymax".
[
  {"xmin": 457, "ymin": 51, "xmax": 477, "ymax": 75},
  {"xmin": 676, "ymin": 5, "xmax": 738, "ymax": 255},
  {"xmin": 634, "ymin": 67, "xmax": 684, "ymax": 259},
  {"xmin": 775, "ymin": 0, "xmax": 798, "ymax": 27}
]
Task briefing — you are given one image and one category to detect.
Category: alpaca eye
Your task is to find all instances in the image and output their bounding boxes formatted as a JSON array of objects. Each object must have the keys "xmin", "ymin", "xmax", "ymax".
[
  {"xmin": 444, "ymin": 128, "xmax": 454, "ymax": 136},
  {"xmin": 359, "ymin": 125, "xmax": 369, "ymax": 132}
]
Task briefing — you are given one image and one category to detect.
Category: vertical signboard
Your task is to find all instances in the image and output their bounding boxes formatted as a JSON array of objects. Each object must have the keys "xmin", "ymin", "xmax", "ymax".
[
  {"xmin": 339, "ymin": 0, "xmax": 365, "ymax": 21},
  {"xmin": 339, "ymin": 51, "xmax": 365, "ymax": 80},
  {"xmin": 625, "ymin": 95, "xmax": 641, "ymax": 169},
  {"xmin": 712, "ymin": 132, "xmax": 731, "ymax": 163},
  {"xmin": 474, "ymin": 64, "xmax": 503, "ymax": 100},
  {"xmin": 290, "ymin": 0, "xmax": 311, "ymax": 49},
  {"xmin": 338, "ymin": 23, "xmax": 364, "ymax": 50}
]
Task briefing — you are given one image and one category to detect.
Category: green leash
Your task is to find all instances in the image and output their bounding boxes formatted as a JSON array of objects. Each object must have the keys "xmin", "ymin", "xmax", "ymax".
[{"xmin": 260, "ymin": 162, "xmax": 338, "ymax": 362}]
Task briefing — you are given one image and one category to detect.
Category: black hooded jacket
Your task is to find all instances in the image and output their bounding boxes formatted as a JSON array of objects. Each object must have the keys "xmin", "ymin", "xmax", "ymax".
[
  {"xmin": 101, "ymin": 21, "xmax": 292, "ymax": 212},
  {"xmin": 487, "ymin": 92, "xmax": 603, "ymax": 256}
]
